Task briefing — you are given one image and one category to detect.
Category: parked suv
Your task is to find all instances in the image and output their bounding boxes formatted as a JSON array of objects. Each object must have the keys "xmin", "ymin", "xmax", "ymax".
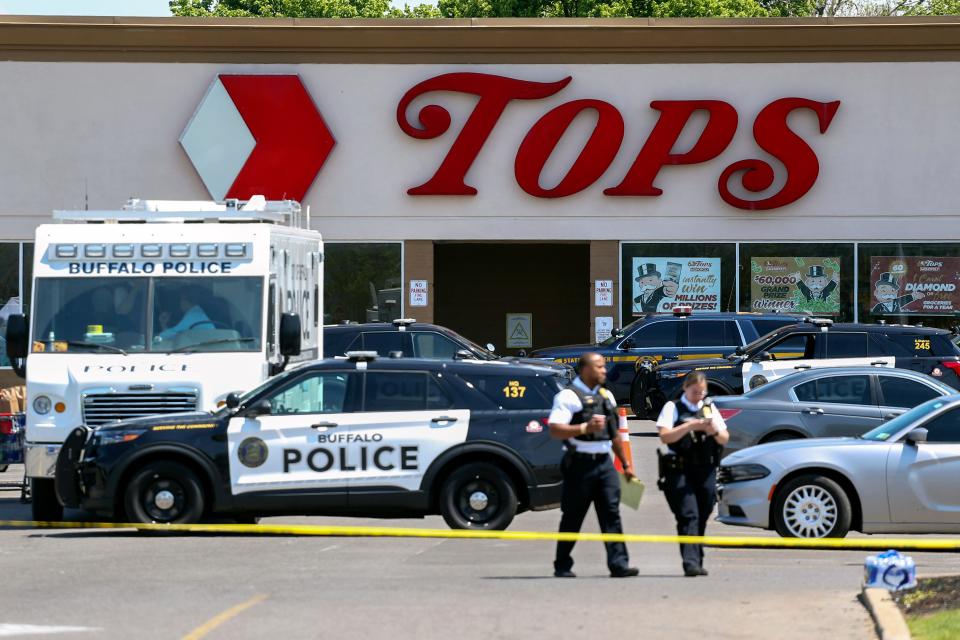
[
  {"xmin": 634, "ymin": 318, "xmax": 960, "ymax": 418},
  {"xmin": 530, "ymin": 310, "xmax": 806, "ymax": 407}
]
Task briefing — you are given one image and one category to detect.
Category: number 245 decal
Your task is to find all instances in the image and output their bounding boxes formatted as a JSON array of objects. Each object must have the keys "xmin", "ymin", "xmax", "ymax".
[
  {"xmin": 915, "ymin": 338, "xmax": 931, "ymax": 351},
  {"xmin": 502, "ymin": 380, "xmax": 527, "ymax": 398}
]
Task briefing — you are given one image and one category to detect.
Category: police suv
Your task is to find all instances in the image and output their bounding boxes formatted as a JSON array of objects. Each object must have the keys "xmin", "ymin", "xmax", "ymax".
[
  {"xmin": 633, "ymin": 319, "xmax": 960, "ymax": 418},
  {"xmin": 55, "ymin": 354, "xmax": 567, "ymax": 530},
  {"xmin": 530, "ymin": 310, "xmax": 805, "ymax": 408}
]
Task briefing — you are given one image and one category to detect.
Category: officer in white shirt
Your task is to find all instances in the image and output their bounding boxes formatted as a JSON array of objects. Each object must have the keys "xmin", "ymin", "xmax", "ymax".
[
  {"xmin": 656, "ymin": 370, "xmax": 729, "ymax": 577},
  {"xmin": 549, "ymin": 352, "xmax": 638, "ymax": 578}
]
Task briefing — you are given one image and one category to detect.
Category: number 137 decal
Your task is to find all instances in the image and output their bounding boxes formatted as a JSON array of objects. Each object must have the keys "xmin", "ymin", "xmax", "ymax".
[{"xmin": 502, "ymin": 380, "xmax": 527, "ymax": 398}]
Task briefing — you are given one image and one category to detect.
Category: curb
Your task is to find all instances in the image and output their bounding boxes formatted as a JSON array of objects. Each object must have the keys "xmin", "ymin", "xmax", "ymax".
[{"xmin": 861, "ymin": 587, "xmax": 911, "ymax": 640}]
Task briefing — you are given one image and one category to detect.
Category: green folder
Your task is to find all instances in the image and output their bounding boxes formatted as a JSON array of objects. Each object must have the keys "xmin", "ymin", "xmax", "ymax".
[{"xmin": 619, "ymin": 474, "xmax": 645, "ymax": 510}]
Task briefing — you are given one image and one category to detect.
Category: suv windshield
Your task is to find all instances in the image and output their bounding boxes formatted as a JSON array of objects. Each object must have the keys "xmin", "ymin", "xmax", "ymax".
[
  {"xmin": 32, "ymin": 276, "xmax": 263, "ymax": 354},
  {"xmin": 861, "ymin": 397, "xmax": 951, "ymax": 441}
]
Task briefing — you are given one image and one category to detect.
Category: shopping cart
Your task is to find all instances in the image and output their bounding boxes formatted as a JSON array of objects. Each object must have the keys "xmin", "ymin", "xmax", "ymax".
[{"xmin": 0, "ymin": 413, "xmax": 28, "ymax": 502}]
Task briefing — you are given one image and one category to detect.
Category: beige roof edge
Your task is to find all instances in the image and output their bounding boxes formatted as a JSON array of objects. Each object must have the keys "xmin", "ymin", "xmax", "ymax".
[{"xmin": 2, "ymin": 16, "xmax": 960, "ymax": 63}]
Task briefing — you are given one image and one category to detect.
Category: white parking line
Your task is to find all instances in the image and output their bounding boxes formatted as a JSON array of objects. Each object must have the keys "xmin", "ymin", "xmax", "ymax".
[{"xmin": 0, "ymin": 624, "xmax": 99, "ymax": 637}]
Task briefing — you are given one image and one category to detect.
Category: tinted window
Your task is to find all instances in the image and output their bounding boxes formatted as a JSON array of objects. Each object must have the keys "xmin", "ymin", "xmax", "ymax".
[
  {"xmin": 826, "ymin": 333, "xmax": 868, "ymax": 358},
  {"xmin": 323, "ymin": 329, "xmax": 359, "ymax": 357},
  {"xmin": 363, "ymin": 372, "xmax": 451, "ymax": 411},
  {"xmin": 631, "ymin": 321, "xmax": 680, "ymax": 348},
  {"xmin": 362, "ymin": 331, "xmax": 405, "ymax": 356},
  {"xmin": 766, "ymin": 333, "xmax": 816, "ymax": 360},
  {"xmin": 751, "ymin": 319, "xmax": 798, "ymax": 339},
  {"xmin": 815, "ymin": 375, "xmax": 872, "ymax": 405},
  {"xmin": 793, "ymin": 375, "xmax": 872, "ymax": 405},
  {"xmin": 267, "ymin": 372, "xmax": 357, "ymax": 415},
  {"xmin": 457, "ymin": 373, "xmax": 555, "ymax": 410},
  {"xmin": 881, "ymin": 333, "xmax": 958, "ymax": 358},
  {"xmin": 921, "ymin": 407, "xmax": 960, "ymax": 443},
  {"xmin": 879, "ymin": 376, "xmax": 942, "ymax": 408},
  {"xmin": 412, "ymin": 332, "xmax": 460, "ymax": 359},
  {"xmin": 689, "ymin": 321, "xmax": 740, "ymax": 347}
]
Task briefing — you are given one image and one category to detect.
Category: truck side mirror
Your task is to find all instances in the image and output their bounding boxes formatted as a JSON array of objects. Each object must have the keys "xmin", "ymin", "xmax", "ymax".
[
  {"xmin": 5, "ymin": 314, "xmax": 27, "ymax": 360},
  {"xmin": 756, "ymin": 351, "xmax": 774, "ymax": 362},
  {"xmin": 279, "ymin": 312, "xmax": 301, "ymax": 357},
  {"xmin": 620, "ymin": 339, "xmax": 635, "ymax": 350},
  {"xmin": 5, "ymin": 314, "xmax": 27, "ymax": 378},
  {"xmin": 242, "ymin": 399, "xmax": 271, "ymax": 418},
  {"xmin": 905, "ymin": 427, "xmax": 928, "ymax": 446},
  {"xmin": 454, "ymin": 349, "xmax": 473, "ymax": 360}
]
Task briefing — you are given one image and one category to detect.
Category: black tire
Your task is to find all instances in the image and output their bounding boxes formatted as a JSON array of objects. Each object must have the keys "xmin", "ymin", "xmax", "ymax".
[
  {"xmin": 31, "ymin": 478, "xmax": 64, "ymax": 521},
  {"xmin": 773, "ymin": 474, "xmax": 851, "ymax": 539},
  {"xmin": 761, "ymin": 432, "xmax": 804, "ymax": 444},
  {"xmin": 123, "ymin": 461, "xmax": 205, "ymax": 525},
  {"xmin": 439, "ymin": 462, "xmax": 518, "ymax": 531}
]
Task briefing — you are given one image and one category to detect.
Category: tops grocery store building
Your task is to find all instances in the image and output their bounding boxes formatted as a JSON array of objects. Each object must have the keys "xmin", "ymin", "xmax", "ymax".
[{"xmin": 1, "ymin": 15, "xmax": 960, "ymax": 384}]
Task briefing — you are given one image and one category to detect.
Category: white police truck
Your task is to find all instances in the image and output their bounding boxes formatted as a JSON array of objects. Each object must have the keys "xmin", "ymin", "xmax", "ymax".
[{"xmin": 5, "ymin": 197, "xmax": 323, "ymax": 520}]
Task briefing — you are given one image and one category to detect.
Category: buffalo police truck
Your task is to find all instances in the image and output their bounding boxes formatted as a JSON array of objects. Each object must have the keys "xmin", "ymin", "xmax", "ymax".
[{"xmin": 5, "ymin": 197, "xmax": 323, "ymax": 520}]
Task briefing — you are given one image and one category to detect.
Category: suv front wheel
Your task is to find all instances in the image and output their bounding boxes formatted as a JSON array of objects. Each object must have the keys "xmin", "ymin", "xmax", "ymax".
[{"xmin": 439, "ymin": 462, "xmax": 518, "ymax": 530}]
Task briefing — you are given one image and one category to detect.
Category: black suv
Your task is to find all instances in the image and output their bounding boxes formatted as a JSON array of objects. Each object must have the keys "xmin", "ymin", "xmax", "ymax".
[
  {"xmin": 324, "ymin": 319, "xmax": 572, "ymax": 380},
  {"xmin": 634, "ymin": 319, "xmax": 960, "ymax": 418},
  {"xmin": 530, "ymin": 310, "xmax": 807, "ymax": 407},
  {"xmin": 56, "ymin": 354, "xmax": 568, "ymax": 530}
]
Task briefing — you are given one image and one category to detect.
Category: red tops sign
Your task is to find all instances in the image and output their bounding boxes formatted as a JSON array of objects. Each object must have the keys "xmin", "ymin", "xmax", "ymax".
[{"xmin": 396, "ymin": 72, "xmax": 840, "ymax": 210}]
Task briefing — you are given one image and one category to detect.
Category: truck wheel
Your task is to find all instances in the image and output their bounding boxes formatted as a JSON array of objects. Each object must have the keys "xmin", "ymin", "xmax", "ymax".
[
  {"xmin": 773, "ymin": 474, "xmax": 851, "ymax": 539},
  {"xmin": 31, "ymin": 478, "xmax": 64, "ymax": 521},
  {"xmin": 124, "ymin": 461, "xmax": 205, "ymax": 525},
  {"xmin": 439, "ymin": 462, "xmax": 517, "ymax": 531}
]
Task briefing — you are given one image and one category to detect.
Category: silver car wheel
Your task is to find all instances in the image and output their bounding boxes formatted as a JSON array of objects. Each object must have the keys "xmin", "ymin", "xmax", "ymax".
[{"xmin": 783, "ymin": 485, "xmax": 838, "ymax": 538}]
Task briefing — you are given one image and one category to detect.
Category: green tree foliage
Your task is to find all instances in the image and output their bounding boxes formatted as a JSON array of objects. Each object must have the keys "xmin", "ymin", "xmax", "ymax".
[{"xmin": 170, "ymin": 0, "xmax": 960, "ymax": 18}]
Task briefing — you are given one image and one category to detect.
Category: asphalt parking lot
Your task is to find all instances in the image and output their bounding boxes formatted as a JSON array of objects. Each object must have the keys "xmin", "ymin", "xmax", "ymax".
[{"xmin": 1, "ymin": 420, "xmax": 957, "ymax": 639}]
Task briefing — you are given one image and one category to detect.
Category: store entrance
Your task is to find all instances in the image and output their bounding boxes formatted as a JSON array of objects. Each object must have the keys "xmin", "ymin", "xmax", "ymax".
[{"xmin": 434, "ymin": 243, "xmax": 590, "ymax": 354}]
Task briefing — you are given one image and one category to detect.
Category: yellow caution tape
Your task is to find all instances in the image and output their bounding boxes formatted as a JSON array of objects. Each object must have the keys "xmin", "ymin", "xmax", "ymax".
[{"xmin": 3, "ymin": 519, "xmax": 960, "ymax": 551}]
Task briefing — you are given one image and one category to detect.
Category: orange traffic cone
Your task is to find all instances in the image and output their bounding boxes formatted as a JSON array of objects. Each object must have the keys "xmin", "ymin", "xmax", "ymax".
[{"xmin": 613, "ymin": 407, "xmax": 633, "ymax": 473}]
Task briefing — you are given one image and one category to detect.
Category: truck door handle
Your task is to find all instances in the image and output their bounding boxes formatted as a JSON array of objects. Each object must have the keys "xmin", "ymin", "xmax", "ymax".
[
  {"xmin": 870, "ymin": 360, "xmax": 887, "ymax": 366},
  {"xmin": 804, "ymin": 408, "xmax": 824, "ymax": 415},
  {"xmin": 663, "ymin": 356, "xmax": 679, "ymax": 361},
  {"xmin": 310, "ymin": 421, "xmax": 338, "ymax": 429},
  {"xmin": 794, "ymin": 365, "xmax": 812, "ymax": 370},
  {"xmin": 431, "ymin": 416, "xmax": 458, "ymax": 424},
  {"xmin": 884, "ymin": 412, "xmax": 903, "ymax": 420}
]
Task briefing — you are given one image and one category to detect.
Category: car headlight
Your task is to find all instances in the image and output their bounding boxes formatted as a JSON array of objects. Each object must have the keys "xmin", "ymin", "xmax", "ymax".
[
  {"xmin": 94, "ymin": 427, "xmax": 150, "ymax": 446},
  {"xmin": 720, "ymin": 463, "xmax": 771, "ymax": 483},
  {"xmin": 33, "ymin": 395, "xmax": 52, "ymax": 415}
]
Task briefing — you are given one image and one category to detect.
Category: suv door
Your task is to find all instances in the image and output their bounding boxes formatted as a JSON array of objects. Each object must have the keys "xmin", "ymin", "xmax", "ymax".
[
  {"xmin": 226, "ymin": 370, "xmax": 362, "ymax": 505},
  {"xmin": 887, "ymin": 405, "xmax": 960, "ymax": 526},
  {"xmin": 686, "ymin": 319, "xmax": 743, "ymax": 359},
  {"xmin": 612, "ymin": 320, "xmax": 684, "ymax": 401},
  {"xmin": 347, "ymin": 371, "xmax": 469, "ymax": 503},
  {"xmin": 824, "ymin": 331, "xmax": 894, "ymax": 369},
  {"xmin": 792, "ymin": 373, "xmax": 883, "ymax": 437},
  {"xmin": 741, "ymin": 332, "xmax": 820, "ymax": 389}
]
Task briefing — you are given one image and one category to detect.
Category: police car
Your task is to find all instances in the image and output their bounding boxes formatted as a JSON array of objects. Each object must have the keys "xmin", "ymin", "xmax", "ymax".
[
  {"xmin": 634, "ymin": 319, "xmax": 960, "ymax": 419},
  {"xmin": 54, "ymin": 354, "xmax": 567, "ymax": 530},
  {"xmin": 325, "ymin": 318, "xmax": 573, "ymax": 380},
  {"xmin": 530, "ymin": 309, "xmax": 805, "ymax": 408}
]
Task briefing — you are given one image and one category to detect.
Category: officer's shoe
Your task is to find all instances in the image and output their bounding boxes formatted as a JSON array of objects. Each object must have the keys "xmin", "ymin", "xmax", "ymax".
[
  {"xmin": 610, "ymin": 566, "xmax": 639, "ymax": 578},
  {"xmin": 553, "ymin": 569, "xmax": 577, "ymax": 578},
  {"xmin": 683, "ymin": 564, "xmax": 701, "ymax": 577}
]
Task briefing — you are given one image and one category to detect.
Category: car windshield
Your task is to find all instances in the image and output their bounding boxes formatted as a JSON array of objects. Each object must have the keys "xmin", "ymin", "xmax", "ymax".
[
  {"xmin": 861, "ymin": 397, "xmax": 953, "ymax": 441},
  {"xmin": 32, "ymin": 276, "xmax": 263, "ymax": 354},
  {"xmin": 599, "ymin": 318, "xmax": 644, "ymax": 347}
]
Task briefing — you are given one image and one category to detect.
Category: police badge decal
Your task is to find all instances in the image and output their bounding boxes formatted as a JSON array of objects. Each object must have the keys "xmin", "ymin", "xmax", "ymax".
[{"xmin": 238, "ymin": 437, "xmax": 269, "ymax": 468}]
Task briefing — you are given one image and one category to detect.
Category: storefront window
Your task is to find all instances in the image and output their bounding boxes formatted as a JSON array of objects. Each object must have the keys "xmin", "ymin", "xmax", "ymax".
[
  {"xmin": 738, "ymin": 243, "xmax": 855, "ymax": 321},
  {"xmin": 324, "ymin": 243, "xmax": 402, "ymax": 324},
  {"xmin": 620, "ymin": 243, "xmax": 736, "ymax": 322},
  {"xmin": 0, "ymin": 242, "xmax": 32, "ymax": 368},
  {"xmin": 858, "ymin": 243, "xmax": 960, "ymax": 328}
]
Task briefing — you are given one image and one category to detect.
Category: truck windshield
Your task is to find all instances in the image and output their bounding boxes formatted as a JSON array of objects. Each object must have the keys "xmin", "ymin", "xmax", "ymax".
[{"xmin": 32, "ymin": 277, "xmax": 263, "ymax": 354}]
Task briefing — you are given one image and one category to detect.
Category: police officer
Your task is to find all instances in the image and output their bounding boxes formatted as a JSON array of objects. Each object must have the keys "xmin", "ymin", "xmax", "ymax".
[
  {"xmin": 656, "ymin": 371, "xmax": 729, "ymax": 577},
  {"xmin": 549, "ymin": 352, "xmax": 639, "ymax": 578}
]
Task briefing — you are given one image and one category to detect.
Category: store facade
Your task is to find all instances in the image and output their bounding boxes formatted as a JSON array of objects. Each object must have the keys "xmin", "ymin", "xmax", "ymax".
[{"xmin": 1, "ymin": 16, "xmax": 960, "ymax": 385}]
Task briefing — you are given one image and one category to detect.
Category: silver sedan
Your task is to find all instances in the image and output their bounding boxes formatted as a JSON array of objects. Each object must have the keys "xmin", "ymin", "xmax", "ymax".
[
  {"xmin": 713, "ymin": 367, "xmax": 955, "ymax": 456},
  {"xmin": 718, "ymin": 395, "xmax": 960, "ymax": 537}
]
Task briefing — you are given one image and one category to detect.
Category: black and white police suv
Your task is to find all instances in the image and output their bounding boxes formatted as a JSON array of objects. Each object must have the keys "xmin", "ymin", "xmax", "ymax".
[{"xmin": 54, "ymin": 353, "xmax": 567, "ymax": 530}]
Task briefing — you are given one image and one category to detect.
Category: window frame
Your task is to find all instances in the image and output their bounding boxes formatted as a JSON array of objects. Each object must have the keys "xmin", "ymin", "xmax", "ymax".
[
  {"xmin": 686, "ymin": 318, "xmax": 742, "ymax": 348},
  {"xmin": 623, "ymin": 319, "xmax": 684, "ymax": 349},
  {"xmin": 789, "ymin": 373, "xmax": 875, "ymax": 406},
  {"xmin": 263, "ymin": 369, "xmax": 360, "ymax": 416},
  {"xmin": 876, "ymin": 374, "xmax": 945, "ymax": 408},
  {"xmin": 359, "ymin": 370, "xmax": 453, "ymax": 413}
]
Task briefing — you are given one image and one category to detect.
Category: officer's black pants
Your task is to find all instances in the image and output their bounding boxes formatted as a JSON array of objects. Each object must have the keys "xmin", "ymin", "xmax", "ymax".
[
  {"xmin": 554, "ymin": 454, "xmax": 629, "ymax": 573},
  {"xmin": 662, "ymin": 464, "xmax": 717, "ymax": 570}
]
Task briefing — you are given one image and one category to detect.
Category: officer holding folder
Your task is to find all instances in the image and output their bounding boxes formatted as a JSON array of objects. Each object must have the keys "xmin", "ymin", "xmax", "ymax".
[{"xmin": 548, "ymin": 352, "xmax": 639, "ymax": 578}]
